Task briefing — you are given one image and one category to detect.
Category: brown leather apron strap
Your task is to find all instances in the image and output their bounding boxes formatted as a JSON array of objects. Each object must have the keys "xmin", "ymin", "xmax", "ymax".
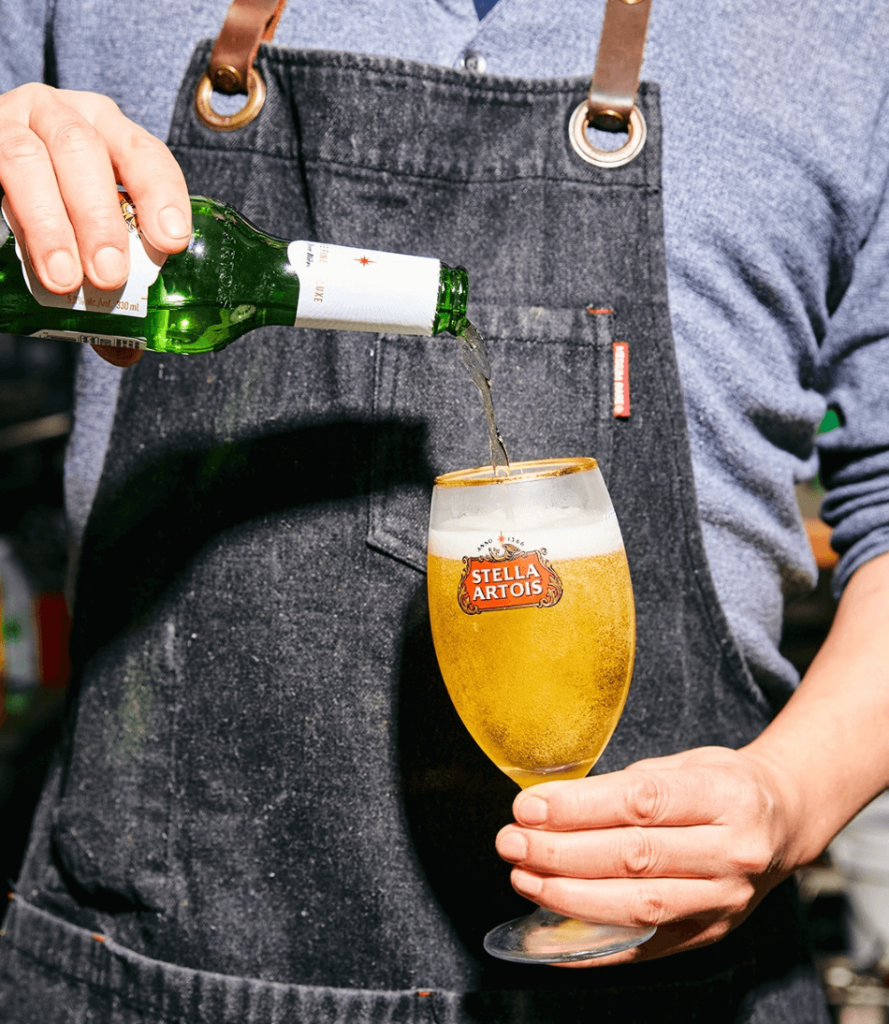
[
  {"xmin": 569, "ymin": 0, "xmax": 652, "ymax": 169},
  {"xmin": 194, "ymin": 0, "xmax": 651, "ymax": 158},
  {"xmin": 588, "ymin": 0, "xmax": 651, "ymax": 131},
  {"xmin": 194, "ymin": 0, "xmax": 288, "ymax": 132}
]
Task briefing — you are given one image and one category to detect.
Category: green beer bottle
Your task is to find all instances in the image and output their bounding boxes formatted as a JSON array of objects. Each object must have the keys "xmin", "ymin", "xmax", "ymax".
[{"xmin": 0, "ymin": 194, "xmax": 469, "ymax": 354}]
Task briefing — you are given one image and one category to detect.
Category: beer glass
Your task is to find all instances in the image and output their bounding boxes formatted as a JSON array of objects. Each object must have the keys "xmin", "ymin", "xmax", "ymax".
[{"xmin": 427, "ymin": 457, "xmax": 655, "ymax": 963}]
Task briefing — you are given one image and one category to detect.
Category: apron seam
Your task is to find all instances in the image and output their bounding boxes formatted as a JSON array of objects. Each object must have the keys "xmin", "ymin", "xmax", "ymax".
[
  {"xmin": 171, "ymin": 140, "xmax": 662, "ymax": 193},
  {"xmin": 259, "ymin": 45, "xmax": 602, "ymax": 98},
  {"xmin": 3, "ymin": 934, "xmax": 193, "ymax": 1024}
]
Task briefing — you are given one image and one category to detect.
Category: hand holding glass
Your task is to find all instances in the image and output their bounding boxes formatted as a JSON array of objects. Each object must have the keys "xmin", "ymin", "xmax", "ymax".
[{"xmin": 427, "ymin": 457, "xmax": 655, "ymax": 963}]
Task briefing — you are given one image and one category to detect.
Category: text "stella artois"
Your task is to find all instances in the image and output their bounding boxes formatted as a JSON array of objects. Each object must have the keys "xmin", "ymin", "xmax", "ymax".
[{"xmin": 457, "ymin": 543, "xmax": 562, "ymax": 615}]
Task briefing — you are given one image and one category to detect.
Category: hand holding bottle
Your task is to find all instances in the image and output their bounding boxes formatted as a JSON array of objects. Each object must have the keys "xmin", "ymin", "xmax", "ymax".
[
  {"xmin": 0, "ymin": 83, "xmax": 192, "ymax": 364},
  {"xmin": 2, "ymin": 88, "xmax": 471, "ymax": 357}
]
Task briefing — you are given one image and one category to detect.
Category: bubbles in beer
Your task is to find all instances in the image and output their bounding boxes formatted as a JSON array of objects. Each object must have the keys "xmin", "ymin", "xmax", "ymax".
[
  {"xmin": 427, "ymin": 546, "xmax": 635, "ymax": 787},
  {"xmin": 455, "ymin": 321, "xmax": 510, "ymax": 472}
]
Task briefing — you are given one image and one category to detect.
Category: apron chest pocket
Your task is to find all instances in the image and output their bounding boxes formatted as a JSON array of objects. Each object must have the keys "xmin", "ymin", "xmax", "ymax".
[{"xmin": 368, "ymin": 303, "xmax": 618, "ymax": 571}]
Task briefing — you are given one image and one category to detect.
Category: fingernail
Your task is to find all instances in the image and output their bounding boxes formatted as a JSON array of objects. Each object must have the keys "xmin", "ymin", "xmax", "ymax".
[
  {"xmin": 45, "ymin": 250, "xmax": 79, "ymax": 289},
  {"xmin": 157, "ymin": 205, "xmax": 190, "ymax": 239},
  {"xmin": 93, "ymin": 246, "xmax": 127, "ymax": 285},
  {"xmin": 515, "ymin": 795, "xmax": 548, "ymax": 825},
  {"xmin": 512, "ymin": 870, "xmax": 542, "ymax": 897},
  {"xmin": 497, "ymin": 830, "xmax": 527, "ymax": 862}
]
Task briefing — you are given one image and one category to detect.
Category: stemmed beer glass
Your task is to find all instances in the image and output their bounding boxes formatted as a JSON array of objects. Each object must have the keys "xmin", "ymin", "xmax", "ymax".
[{"xmin": 427, "ymin": 457, "xmax": 655, "ymax": 963}]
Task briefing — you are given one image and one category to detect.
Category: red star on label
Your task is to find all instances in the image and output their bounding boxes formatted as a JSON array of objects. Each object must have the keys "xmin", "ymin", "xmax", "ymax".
[
  {"xmin": 355, "ymin": 256, "xmax": 375, "ymax": 266},
  {"xmin": 498, "ymin": 533, "xmax": 506, "ymax": 543}
]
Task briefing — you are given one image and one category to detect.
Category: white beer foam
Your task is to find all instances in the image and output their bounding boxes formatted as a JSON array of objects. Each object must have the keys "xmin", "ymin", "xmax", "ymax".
[{"xmin": 427, "ymin": 506, "xmax": 625, "ymax": 561}]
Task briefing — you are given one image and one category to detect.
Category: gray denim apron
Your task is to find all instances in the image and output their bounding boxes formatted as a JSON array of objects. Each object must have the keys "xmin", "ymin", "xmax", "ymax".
[{"xmin": 0, "ymin": 39, "xmax": 830, "ymax": 1024}]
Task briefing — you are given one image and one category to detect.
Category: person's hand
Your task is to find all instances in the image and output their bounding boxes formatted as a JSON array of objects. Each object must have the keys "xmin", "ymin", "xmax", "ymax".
[
  {"xmin": 0, "ymin": 83, "xmax": 192, "ymax": 366},
  {"xmin": 494, "ymin": 745, "xmax": 803, "ymax": 966}
]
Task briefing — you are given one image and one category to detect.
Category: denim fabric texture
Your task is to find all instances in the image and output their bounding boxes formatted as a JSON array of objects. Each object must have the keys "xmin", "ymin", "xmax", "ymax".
[
  {"xmin": 0, "ymin": 44, "xmax": 829, "ymax": 1022},
  {"xmin": 1, "ymin": 884, "xmax": 826, "ymax": 1023}
]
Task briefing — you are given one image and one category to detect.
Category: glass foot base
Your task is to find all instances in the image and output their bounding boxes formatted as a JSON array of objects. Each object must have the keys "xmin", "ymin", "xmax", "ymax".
[{"xmin": 484, "ymin": 906, "xmax": 656, "ymax": 964}]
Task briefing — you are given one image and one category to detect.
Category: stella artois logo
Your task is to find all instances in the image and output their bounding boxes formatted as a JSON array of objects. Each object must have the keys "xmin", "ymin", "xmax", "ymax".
[{"xmin": 457, "ymin": 543, "xmax": 563, "ymax": 615}]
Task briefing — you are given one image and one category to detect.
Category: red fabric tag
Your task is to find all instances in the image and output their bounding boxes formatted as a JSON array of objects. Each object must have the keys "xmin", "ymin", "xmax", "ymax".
[{"xmin": 613, "ymin": 342, "xmax": 630, "ymax": 417}]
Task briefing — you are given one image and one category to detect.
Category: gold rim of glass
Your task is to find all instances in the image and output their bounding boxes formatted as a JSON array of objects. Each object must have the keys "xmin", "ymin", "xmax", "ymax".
[{"xmin": 433, "ymin": 456, "xmax": 598, "ymax": 488}]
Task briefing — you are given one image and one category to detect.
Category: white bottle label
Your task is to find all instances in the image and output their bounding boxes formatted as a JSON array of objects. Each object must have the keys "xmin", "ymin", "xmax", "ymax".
[
  {"xmin": 1, "ymin": 191, "xmax": 165, "ymax": 319},
  {"xmin": 287, "ymin": 241, "xmax": 441, "ymax": 335}
]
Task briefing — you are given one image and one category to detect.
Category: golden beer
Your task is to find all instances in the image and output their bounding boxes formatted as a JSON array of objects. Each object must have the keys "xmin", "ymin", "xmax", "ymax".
[
  {"xmin": 428, "ymin": 547, "xmax": 634, "ymax": 787},
  {"xmin": 427, "ymin": 458, "xmax": 653, "ymax": 962}
]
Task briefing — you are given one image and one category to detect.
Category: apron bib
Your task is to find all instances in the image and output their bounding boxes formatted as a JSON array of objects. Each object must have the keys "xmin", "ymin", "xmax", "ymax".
[{"xmin": 1, "ymin": 39, "xmax": 828, "ymax": 1024}]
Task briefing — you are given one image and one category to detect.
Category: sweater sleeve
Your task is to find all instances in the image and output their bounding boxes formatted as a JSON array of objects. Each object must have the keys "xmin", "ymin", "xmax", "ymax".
[
  {"xmin": 0, "ymin": 0, "xmax": 50, "ymax": 91},
  {"xmin": 818, "ymin": 115, "xmax": 889, "ymax": 597}
]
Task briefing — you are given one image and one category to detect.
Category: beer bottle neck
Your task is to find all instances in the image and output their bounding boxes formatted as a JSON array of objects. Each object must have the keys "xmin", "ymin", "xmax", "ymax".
[{"xmin": 433, "ymin": 263, "xmax": 469, "ymax": 336}]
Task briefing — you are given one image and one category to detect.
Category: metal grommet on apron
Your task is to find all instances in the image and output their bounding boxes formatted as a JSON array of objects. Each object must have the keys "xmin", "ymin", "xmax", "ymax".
[
  {"xmin": 0, "ymin": 1, "xmax": 831, "ymax": 1022},
  {"xmin": 569, "ymin": 0, "xmax": 650, "ymax": 168},
  {"xmin": 194, "ymin": 67, "xmax": 267, "ymax": 132},
  {"xmin": 568, "ymin": 101, "xmax": 647, "ymax": 169}
]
